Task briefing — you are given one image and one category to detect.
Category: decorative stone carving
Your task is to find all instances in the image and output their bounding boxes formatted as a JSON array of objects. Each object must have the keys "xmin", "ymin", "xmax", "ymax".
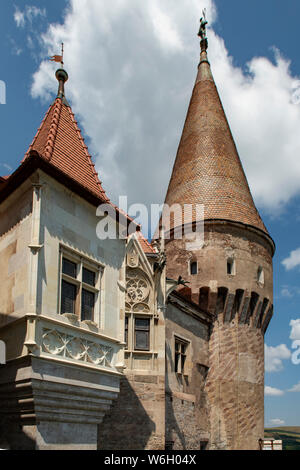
[
  {"xmin": 127, "ymin": 247, "xmax": 139, "ymax": 268},
  {"xmin": 125, "ymin": 269, "xmax": 150, "ymax": 312},
  {"xmin": 42, "ymin": 328, "xmax": 113, "ymax": 367}
]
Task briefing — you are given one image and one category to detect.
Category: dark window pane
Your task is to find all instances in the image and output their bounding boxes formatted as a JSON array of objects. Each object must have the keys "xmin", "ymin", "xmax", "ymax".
[
  {"xmin": 125, "ymin": 317, "xmax": 128, "ymax": 348},
  {"xmin": 81, "ymin": 289, "xmax": 95, "ymax": 321},
  {"xmin": 135, "ymin": 330, "xmax": 149, "ymax": 350},
  {"xmin": 135, "ymin": 318, "xmax": 150, "ymax": 330},
  {"xmin": 134, "ymin": 318, "xmax": 150, "ymax": 350},
  {"xmin": 62, "ymin": 258, "xmax": 77, "ymax": 278},
  {"xmin": 175, "ymin": 352, "xmax": 180, "ymax": 373},
  {"xmin": 61, "ymin": 280, "xmax": 76, "ymax": 314},
  {"xmin": 83, "ymin": 268, "xmax": 96, "ymax": 286},
  {"xmin": 190, "ymin": 261, "xmax": 197, "ymax": 275},
  {"xmin": 200, "ymin": 441, "xmax": 208, "ymax": 450}
]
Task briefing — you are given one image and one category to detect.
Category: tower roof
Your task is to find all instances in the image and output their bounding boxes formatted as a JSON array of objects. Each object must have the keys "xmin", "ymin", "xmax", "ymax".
[
  {"xmin": 164, "ymin": 33, "xmax": 269, "ymax": 236},
  {"xmin": 22, "ymin": 67, "xmax": 109, "ymax": 202},
  {"xmin": 0, "ymin": 64, "xmax": 137, "ymax": 230}
]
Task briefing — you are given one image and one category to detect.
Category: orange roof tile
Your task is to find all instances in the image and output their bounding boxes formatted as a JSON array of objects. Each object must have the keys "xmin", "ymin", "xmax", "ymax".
[
  {"xmin": 136, "ymin": 230, "xmax": 156, "ymax": 254},
  {"xmin": 23, "ymin": 93, "xmax": 109, "ymax": 202}
]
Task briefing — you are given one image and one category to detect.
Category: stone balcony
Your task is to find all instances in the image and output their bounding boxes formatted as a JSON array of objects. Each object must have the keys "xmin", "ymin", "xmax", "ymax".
[{"xmin": 0, "ymin": 313, "xmax": 125, "ymax": 449}]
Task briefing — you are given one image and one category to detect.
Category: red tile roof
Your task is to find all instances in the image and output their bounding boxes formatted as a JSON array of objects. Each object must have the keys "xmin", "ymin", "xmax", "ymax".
[
  {"xmin": 136, "ymin": 230, "xmax": 156, "ymax": 254},
  {"xmin": 23, "ymin": 97, "xmax": 109, "ymax": 202}
]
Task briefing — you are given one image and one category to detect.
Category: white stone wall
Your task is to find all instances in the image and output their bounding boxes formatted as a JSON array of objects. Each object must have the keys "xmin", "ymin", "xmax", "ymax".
[{"xmin": 37, "ymin": 170, "xmax": 126, "ymax": 342}]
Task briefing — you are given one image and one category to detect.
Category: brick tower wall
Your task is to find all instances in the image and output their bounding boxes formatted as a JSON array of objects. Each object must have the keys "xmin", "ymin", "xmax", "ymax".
[{"xmin": 165, "ymin": 223, "xmax": 274, "ymax": 450}]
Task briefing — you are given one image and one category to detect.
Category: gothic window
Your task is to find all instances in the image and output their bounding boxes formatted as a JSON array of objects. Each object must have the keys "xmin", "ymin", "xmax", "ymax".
[
  {"xmin": 60, "ymin": 249, "xmax": 101, "ymax": 324},
  {"xmin": 175, "ymin": 338, "xmax": 188, "ymax": 374},
  {"xmin": 134, "ymin": 317, "xmax": 150, "ymax": 351}
]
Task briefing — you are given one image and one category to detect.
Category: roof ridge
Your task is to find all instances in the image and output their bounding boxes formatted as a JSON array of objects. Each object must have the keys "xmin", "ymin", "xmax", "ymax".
[{"xmin": 44, "ymin": 98, "xmax": 63, "ymax": 160}]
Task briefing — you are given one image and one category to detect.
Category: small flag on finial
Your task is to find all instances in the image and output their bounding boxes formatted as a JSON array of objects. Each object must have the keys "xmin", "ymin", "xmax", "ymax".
[{"xmin": 50, "ymin": 43, "xmax": 64, "ymax": 65}]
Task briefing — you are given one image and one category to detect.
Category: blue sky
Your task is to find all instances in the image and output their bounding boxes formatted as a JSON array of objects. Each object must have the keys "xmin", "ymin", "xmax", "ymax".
[{"xmin": 1, "ymin": 0, "xmax": 300, "ymax": 428}]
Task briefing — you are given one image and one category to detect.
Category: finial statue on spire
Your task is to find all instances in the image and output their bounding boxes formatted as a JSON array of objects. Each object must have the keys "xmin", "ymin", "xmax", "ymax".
[{"xmin": 198, "ymin": 9, "xmax": 208, "ymax": 40}]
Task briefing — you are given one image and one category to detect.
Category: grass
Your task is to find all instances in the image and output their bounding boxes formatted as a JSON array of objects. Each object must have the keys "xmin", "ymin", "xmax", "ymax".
[{"xmin": 264, "ymin": 426, "xmax": 300, "ymax": 450}]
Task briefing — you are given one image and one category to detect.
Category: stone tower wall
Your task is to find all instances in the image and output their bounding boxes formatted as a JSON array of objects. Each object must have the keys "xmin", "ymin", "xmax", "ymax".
[{"xmin": 165, "ymin": 222, "xmax": 274, "ymax": 450}]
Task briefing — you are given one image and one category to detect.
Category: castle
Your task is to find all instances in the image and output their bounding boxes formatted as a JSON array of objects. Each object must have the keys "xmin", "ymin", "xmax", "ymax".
[{"xmin": 0, "ymin": 21, "xmax": 274, "ymax": 450}]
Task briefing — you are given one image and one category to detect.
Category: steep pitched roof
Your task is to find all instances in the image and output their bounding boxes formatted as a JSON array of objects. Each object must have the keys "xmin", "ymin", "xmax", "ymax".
[
  {"xmin": 0, "ymin": 67, "xmax": 138, "ymax": 232},
  {"xmin": 164, "ymin": 42, "xmax": 269, "ymax": 236},
  {"xmin": 23, "ymin": 81, "xmax": 109, "ymax": 202}
]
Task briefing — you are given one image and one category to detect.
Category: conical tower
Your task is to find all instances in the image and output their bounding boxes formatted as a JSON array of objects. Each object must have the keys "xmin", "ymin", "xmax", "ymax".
[{"xmin": 164, "ymin": 19, "xmax": 275, "ymax": 450}]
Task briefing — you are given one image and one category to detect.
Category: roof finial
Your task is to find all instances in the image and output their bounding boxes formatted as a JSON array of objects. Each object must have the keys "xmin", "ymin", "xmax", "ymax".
[
  {"xmin": 198, "ymin": 9, "xmax": 208, "ymax": 53},
  {"xmin": 51, "ymin": 43, "xmax": 69, "ymax": 104}
]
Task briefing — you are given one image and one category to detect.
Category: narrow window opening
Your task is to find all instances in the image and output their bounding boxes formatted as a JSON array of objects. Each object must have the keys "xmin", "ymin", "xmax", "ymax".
[
  {"xmin": 257, "ymin": 266, "xmax": 264, "ymax": 285},
  {"xmin": 227, "ymin": 258, "xmax": 235, "ymax": 275},
  {"xmin": 125, "ymin": 316, "xmax": 128, "ymax": 349},
  {"xmin": 175, "ymin": 338, "xmax": 188, "ymax": 374},
  {"xmin": 200, "ymin": 440, "xmax": 208, "ymax": 450},
  {"xmin": 190, "ymin": 261, "xmax": 198, "ymax": 275}
]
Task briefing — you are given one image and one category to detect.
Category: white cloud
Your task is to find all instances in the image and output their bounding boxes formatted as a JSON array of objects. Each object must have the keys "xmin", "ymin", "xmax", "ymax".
[
  {"xmin": 288, "ymin": 381, "xmax": 300, "ymax": 392},
  {"xmin": 265, "ymin": 386, "xmax": 285, "ymax": 396},
  {"xmin": 269, "ymin": 418, "xmax": 285, "ymax": 426},
  {"xmin": 282, "ymin": 248, "xmax": 300, "ymax": 270},
  {"xmin": 14, "ymin": 8, "xmax": 25, "ymax": 28},
  {"xmin": 29, "ymin": 0, "xmax": 300, "ymax": 225},
  {"xmin": 290, "ymin": 319, "xmax": 300, "ymax": 340},
  {"xmin": 265, "ymin": 344, "xmax": 291, "ymax": 372},
  {"xmin": 14, "ymin": 5, "xmax": 46, "ymax": 29}
]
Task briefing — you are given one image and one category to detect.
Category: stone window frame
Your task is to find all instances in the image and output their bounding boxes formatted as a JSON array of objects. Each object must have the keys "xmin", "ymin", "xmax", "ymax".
[
  {"xmin": 174, "ymin": 336, "xmax": 189, "ymax": 376},
  {"xmin": 125, "ymin": 312, "xmax": 153, "ymax": 353},
  {"xmin": 257, "ymin": 266, "xmax": 265, "ymax": 286},
  {"xmin": 227, "ymin": 257, "xmax": 236, "ymax": 276},
  {"xmin": 58, "ymin": 245, "xmax": 103, "ymax": 326}
]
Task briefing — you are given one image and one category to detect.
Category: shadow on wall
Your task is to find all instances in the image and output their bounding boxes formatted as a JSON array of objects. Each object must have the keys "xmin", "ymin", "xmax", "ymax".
[
  {"xmin": 165, "ymin": 341, "xmax": 187, "ymax": 449},
  {"xmin": 0, "ymin": 414, "xmax": 36, "ymax": 450},
  {"xmin": 98, "ymin": 376, "xmax": 156, "ymax": 450}
]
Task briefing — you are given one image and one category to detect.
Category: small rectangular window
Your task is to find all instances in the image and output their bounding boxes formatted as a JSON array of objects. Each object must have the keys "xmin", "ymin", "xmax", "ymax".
[
  {"xmin": 134, "ymin": 318, "xmax": 150, "ymax": 351},
  {"xmin": 175, "ymin": 338, "xmax": 188, "ymax": 374},
  {"xmin": 190, "ymin": 261, "xmax": 198, "ymax": 275},
  {"xmin": 81, "ymin": 289, "xmax": 95, "ymax": 321},
  {"xmin": 61, "ymin": 280, "xmax": 77, "ymax": 314}
]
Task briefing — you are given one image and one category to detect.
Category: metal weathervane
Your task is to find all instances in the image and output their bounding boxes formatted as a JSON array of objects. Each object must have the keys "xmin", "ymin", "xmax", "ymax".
[{"xmin": 50, "ymin": 43, "xmax": 64, "ymax": 67}]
